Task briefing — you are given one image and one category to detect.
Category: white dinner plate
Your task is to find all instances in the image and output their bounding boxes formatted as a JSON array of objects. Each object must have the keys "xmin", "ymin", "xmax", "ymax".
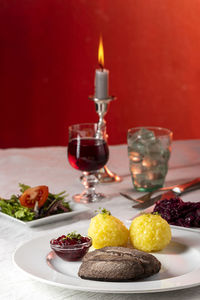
[
  {"xmin": 1, "ymin": 202, "xmax": 89, "ymax": 227},
  {"xmin": 13, "ymin": 223, "xmax": 200, "ymax": 293}
]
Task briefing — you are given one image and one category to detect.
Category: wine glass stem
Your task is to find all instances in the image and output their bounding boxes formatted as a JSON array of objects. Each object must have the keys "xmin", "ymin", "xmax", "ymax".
[{"xmin": 82, "ymin": 172, "xmax": 99, "ymax": 197}]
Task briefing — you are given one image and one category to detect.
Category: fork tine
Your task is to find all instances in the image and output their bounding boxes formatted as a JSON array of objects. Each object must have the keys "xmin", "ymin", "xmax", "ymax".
[
  {"xmin": 136, "ymin": 191, "xmax": 154, "ymax": 202},
  {"xmin": 119, "ymin": 192, "xmax": 144, "ymax": 203},
  {"xmin": 120, "ymin": 190, "xmax": 157, "ymax": 203}
]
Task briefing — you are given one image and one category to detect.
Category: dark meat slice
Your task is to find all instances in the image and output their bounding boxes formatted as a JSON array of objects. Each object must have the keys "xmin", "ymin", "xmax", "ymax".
[{"xmin": 78, "ymin": 246, "xmax": 161, "ymax": 281}]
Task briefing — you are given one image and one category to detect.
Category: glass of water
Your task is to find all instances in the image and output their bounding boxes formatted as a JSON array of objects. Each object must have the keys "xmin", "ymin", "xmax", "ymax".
[{"xmin": 127, "ymin": 127, "xmax": 173, "ymax": 192}]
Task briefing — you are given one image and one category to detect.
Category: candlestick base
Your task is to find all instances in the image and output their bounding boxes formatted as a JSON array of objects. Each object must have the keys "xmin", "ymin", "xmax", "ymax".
[{"xmin": 97, "ymin": 166, "xmax": 122, "ymax": 183}]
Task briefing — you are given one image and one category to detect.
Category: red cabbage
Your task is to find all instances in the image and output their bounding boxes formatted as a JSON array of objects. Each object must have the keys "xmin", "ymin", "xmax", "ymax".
[{"xmin": 153, "ymin": 197, "xmax": 200, "ymax": 227}]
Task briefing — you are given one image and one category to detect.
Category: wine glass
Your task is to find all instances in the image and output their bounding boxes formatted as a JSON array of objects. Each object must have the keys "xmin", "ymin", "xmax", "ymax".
[{"xmin": 68, "ymin": 123, "xmax": 109, "ymax": 203}]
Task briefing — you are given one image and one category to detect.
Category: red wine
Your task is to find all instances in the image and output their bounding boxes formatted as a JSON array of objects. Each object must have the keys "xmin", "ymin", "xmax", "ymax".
[{"xmin": 68, "ymin": 138, "xmax": 109, "ymax": 172}]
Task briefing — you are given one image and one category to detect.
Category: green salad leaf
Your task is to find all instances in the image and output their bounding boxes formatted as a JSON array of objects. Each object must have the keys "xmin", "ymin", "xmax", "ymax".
[
  {"xmin": 0, "ymin": 197, "xmax": 35, "ymax": 221},
  {"xmin": 19, "ymin": 183, "xmax": 31, "ymax": 193}
]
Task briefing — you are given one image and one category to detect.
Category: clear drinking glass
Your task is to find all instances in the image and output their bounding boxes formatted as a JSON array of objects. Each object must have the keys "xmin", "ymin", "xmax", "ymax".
[
  {"xmin": 68, "ymin": 123, "xmax": 109, "ymax": 203},
  {"xmin": 127, "ymin": 126, "xmax": 173, "ymax": 192}
]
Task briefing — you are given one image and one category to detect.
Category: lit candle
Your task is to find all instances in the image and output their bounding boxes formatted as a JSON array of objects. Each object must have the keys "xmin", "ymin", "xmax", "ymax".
[{"xmin": 95, "ymin": 36, "xmax": 109, "ymax": 99}]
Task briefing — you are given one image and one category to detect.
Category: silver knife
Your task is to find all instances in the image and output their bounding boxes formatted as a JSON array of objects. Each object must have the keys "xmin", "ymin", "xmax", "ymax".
[{"xmin": 132, "ymin": 181, "xmax": 200, "ymax": 209}]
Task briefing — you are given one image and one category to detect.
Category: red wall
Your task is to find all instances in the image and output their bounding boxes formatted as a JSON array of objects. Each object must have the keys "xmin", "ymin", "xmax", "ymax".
[{"xmin": 1, "ymin": 0, "xmax": 200, "ymax": 148}]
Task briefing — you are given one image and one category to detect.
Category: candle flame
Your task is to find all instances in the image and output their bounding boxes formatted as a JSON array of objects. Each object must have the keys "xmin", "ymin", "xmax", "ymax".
[{"xmin": 98, "ymin": 35, "xmax": 104, "ymax": 69}]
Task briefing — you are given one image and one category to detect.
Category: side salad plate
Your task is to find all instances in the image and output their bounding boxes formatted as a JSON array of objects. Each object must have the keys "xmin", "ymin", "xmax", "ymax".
[
  {"xmin": 0, "ymin": 183, "xmax": 89, "ymax": 227},
  {"xmin": 13, "ymin": 223, "xmax": 200, "ymax": 293},
  {"xmin": 0, "ymin": 202, "xmax": 89, "ymax": 227}
]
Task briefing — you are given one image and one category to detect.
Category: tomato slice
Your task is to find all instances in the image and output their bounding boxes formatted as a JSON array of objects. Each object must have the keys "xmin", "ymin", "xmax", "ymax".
[{"xmin": 19, "ymin": 185, "xmax": 49, "ymax": 208}]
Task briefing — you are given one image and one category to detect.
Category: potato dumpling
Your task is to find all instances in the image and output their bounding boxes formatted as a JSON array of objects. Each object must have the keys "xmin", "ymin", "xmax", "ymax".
[
  {"xmin": 88, "ymin": 209, "xmax": 129, "ymax": 249},
  {"xmin": 129, "ymin": 213, "xmax": 171, "ymax": 252}
]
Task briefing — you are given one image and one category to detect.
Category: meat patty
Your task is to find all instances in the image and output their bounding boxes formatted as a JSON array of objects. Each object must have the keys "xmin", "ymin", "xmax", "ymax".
[{"xmin": 78, "ymin": 246, "xmax": 161, "ymax": 281}]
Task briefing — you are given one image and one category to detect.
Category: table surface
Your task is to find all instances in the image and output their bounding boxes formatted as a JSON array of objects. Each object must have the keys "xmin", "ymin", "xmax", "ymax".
[{"xmin": 1, "ymin": 140, "xmax": 200, "ymax": 300}]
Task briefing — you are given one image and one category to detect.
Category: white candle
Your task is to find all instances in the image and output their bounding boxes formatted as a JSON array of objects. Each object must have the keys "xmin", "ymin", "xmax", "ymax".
[{"xmin": 95, "ymin": 68, "xmax": 109, "ymax": 99}]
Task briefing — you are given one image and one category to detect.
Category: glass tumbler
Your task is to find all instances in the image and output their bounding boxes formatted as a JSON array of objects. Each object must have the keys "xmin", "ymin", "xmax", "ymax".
[{"xmin": 127, "ymin": 126, "xmax": 173, "ymax": 192}]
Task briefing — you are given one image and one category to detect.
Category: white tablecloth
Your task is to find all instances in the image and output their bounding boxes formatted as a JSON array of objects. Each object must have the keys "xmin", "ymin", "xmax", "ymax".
[{"xmin": 1, "ymin": 140, "xmax": 200, "ymax": 300}]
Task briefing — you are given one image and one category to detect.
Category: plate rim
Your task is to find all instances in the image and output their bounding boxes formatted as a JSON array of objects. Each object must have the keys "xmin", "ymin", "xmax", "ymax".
[
  {"xmin": 1, "ymin": 201, "xmax": 89, "ymax": 227},
  {"xmin": 13, "ymin": 224, "xmax": 200, "ymax": 294}
]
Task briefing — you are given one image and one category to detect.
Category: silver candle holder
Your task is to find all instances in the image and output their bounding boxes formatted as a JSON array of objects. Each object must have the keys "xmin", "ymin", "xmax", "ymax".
[{"xmin": 89, "ymin": 95, "xmax": 122, "ymax": 183}]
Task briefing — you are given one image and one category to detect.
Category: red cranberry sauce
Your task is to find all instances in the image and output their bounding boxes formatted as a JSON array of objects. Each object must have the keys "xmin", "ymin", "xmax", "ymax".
[
  {"xmin": 51, "ymin": 235, "xmax": 91, "ymax": 246},
  {"xmin": 50, "ymin": 234, "xmax": 92, "ymax": 261}
]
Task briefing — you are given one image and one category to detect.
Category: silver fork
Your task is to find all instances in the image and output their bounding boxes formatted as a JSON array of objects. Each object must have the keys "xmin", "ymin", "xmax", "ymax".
[{"xmin": 120, "ymin": 177, "xmax": 200, "ymax": 203}]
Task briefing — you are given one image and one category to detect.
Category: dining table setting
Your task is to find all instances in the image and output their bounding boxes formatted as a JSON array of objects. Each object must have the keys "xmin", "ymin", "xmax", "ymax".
[
  {"xmin": 1, "ymin": 138, "xmax": 200, "ymax": 300},
  {"xmin": 1, "ymin": 33, "xmax": 200, "ymax": 300},
  {"xmin": 1, "ymin": 0, "xmax": 200, "ymax": 299}
]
